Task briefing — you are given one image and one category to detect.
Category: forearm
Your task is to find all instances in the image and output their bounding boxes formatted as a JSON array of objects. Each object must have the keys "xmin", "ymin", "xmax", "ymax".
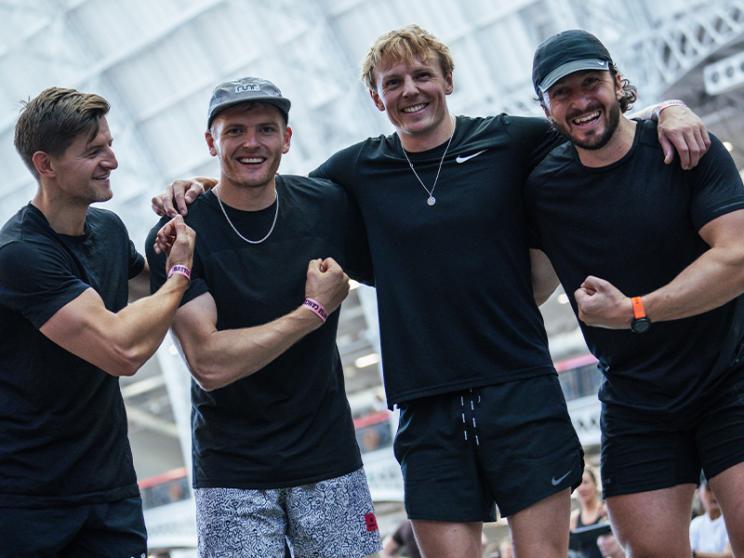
[
  {"xmin": 643, "ymin": 246, "xmax": 744, "ymax": 322},
  {"xmin": 178, "ymin": 306, "xmax": 322, "ymax": 391},
  {"xmin": 42, "ymin": 275, "xmax": 189, "ymax": 377},
  {"xmin": 108, "ymin": 275, "xmax": 190, "ymax": 372}
]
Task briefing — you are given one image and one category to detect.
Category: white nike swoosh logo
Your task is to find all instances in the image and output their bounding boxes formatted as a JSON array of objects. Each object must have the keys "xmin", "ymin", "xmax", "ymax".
[
  {"xmin": 455, "ymin": 150, "xmax": 486, "ymax": 164},
  {"xmin": 551, "ymin": 469, "xmax": 573, "ymax": 486}
]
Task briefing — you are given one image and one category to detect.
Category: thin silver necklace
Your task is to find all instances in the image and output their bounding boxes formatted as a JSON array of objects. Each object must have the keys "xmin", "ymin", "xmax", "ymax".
[
  {"xmin": 215, "ymin": 187, "xmax": 279, "ymax": 244},
  {"xmin": 401, "ymin": 121, "xmax": 455, "ymax": 207}
]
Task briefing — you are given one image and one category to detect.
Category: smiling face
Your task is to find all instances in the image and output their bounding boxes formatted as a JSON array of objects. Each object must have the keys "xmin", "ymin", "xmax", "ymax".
[
  {"xmin": 206, "ymin": 102, "xmax": 291, "ymax": 192},
  {"xmin": 543, "ymin": 70, "xmax": 622, "ymax": 150},
  {"xmin": 48, "ymin": 116, "xmax": 117, "ymax": 205},
  {"xmin": 370, "ymin": 53, "xmax": 453, "ymax": 146}
]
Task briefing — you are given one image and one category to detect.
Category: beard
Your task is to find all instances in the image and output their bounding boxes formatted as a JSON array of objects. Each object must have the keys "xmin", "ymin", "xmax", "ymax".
[{"xmin": 554, "ymin": 101, "xmax": 621, "ymax": 150}]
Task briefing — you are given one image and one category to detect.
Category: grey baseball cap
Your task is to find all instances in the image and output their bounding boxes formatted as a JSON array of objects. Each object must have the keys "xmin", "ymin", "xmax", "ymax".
[
  {"xmin": 532, "ymin": 30, "xmax": 613, "ymax": 96},
  {"xmin": 207, "ymin": 77, "xmax": 291, "ymax": 128}
]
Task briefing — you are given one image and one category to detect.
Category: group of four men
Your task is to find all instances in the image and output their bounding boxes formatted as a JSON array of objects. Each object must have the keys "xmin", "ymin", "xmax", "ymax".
[{"xmin": 1, "ymin": 23, "xmax": 743, "ymax": 558}]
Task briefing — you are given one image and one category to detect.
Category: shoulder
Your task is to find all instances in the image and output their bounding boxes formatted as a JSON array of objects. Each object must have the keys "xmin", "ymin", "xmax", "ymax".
[
  {"xmin": 527, "ymin": 141, "xmax": 575, "ymax": 183},
  {"xmin": 87, "ymin": 207, "xmax": 127, "ymax": 233},
  {"xmin": 0, "ymin": 237, "xmax": 68, "ymax": 286},
  {"xmin": 281, "ymin": 175, "xmax": 349, "ymax": 212},
  {"xmin": 281, "ymin": 174, "xmax": 345, "ymax": 196}
]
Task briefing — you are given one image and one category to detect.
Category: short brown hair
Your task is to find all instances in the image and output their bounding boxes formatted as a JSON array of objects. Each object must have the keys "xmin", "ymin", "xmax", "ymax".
[
  {"xmin": 361, "ymin": 24, "xmax": 455, "ymax": 90},
  {"xmin": 14, "ymin": 87, "xmax": 110, "ymax": 178}
]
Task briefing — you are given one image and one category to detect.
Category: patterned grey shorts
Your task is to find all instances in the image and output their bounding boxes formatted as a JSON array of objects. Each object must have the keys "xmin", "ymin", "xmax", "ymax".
[{"xmin": 194, "ymin": 467, "xmax": 381, "ymax": 558}]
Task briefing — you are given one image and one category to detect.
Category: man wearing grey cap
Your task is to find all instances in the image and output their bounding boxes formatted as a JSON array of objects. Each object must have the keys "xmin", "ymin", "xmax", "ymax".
[
  {"xmin": 146, "ymin": 77, "xmax": 380, "ymax": 558},
  {"xmin": 526, "ymin": 30, "xmax": 744, "ymax": 557}
]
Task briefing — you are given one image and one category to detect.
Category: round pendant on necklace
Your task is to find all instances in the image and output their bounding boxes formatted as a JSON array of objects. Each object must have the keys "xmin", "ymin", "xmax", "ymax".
[{"xmin": 427, "ymin": 196, "xmax": 436, "ymax": 206}]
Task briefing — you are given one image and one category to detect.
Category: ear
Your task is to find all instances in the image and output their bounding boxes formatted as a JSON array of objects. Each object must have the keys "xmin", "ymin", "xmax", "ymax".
[
  {"xmin": 444, "ymin": 73, "xmax": 454, "ymax": 95},
  {"xmin": 614, "ymin": 72, "xmax": 623, "ymax": 100},
  {"xmin": 31, "ymin": 151, "xmax": 54, "ymax": 178},
  {"xmin": 282, "ymin": 126, "xmax": 292, "ymax": 154},
  {"xmin": 540, "ymin": 95, "xmax": 552, "ymax": 120},
  {"xmin": 205, "ymin": 130, "xmax": 218, "ymax": 157},
  {"xmin": 369, "ymin": 88, "xmax": 385, "ymax": 112}
]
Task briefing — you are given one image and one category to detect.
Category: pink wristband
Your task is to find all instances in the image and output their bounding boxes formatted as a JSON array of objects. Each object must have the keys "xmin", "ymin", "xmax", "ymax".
[
  {"xmin": 168, "ymin": 264, "xmax": 191, "ymax": 281},
  {"xmin": 303, "ymin": 298, "xmax": 328, "ymax": 323}
]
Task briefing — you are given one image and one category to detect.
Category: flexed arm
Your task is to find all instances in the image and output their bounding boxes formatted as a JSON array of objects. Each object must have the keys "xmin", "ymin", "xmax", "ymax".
[{"xmin": 172, "ymin": 258, "xmax": 350, "ymax": 391}]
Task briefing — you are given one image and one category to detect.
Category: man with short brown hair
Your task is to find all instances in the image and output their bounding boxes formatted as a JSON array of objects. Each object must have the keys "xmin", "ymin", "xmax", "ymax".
[{"xmin": 0, "ymin": 86, "xmax": 195, "ymax": 556}]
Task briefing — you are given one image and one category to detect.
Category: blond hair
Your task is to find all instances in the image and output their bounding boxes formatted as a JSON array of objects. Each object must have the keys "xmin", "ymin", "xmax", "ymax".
[
  {"xmin": 361, "ymin": 24, "xmax": 455, "ymax": 90},
  {"xmin": 14, "ymin": 87, "xmax": 110, "ymax": 179}
]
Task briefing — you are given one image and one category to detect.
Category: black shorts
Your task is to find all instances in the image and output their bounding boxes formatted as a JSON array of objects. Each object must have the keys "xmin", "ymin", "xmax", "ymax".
[
  {"xmin": 0, "ymin": 496, "xmax": 147, "ymax": 558},
  {"xmin": 393, "ymin": 374, "xmax": 584, "ymax": 521},
  {"xmin": 601, "ymin": 367, "xmax": 744, "ymax": 498}
]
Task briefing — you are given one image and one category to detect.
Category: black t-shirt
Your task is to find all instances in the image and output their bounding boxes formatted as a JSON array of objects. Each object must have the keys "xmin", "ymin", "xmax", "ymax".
[
  {"xmin": 0, "ymin": 204, "xmax": 144, "ymax": 508},
  {"xmin": 311, "ymin": 114, "xmax": 562, "ymax": 405},
  {"xmin": 147, "ymin": 176, "xmax": 364, "ymax": 489},
  {"xmin": 525, "ymin": 120, "xmax": 744, "ymax": 417}
]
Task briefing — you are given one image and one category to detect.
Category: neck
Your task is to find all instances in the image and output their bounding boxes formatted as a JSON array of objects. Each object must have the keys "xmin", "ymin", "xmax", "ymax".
[
  {"xmin": 32, "ymin": 184, "xmax": 88, "ymax": 236},
  {"xmin": 708, "ymin": 509, "xmax": 722, "ymax": 520},
  {"xmin": 399, "ymin": 113, "xmax": 456, "ymax": 153},
  {"xmin": 576, "ymin": 116, "xmax": 636, "ymax": 168},
  {"xmin": 215, "ymin": 176, "xmax": 277, "ymax": 211},
  {"xmin": 582, "ymin": 496, "xmax": 600, "ymax": 512}
]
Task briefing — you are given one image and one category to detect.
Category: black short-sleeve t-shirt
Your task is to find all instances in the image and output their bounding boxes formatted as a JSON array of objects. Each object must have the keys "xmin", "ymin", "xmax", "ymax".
[
  {"xmin": 0, "ymin": 204, "xmax": 143, "ymax": 508},
  {"xmin": 525, "ymin": 121, "xmax": 744, "ymax": 416},
  {"xmin": 147, "ymin": 176, "xmax": 363, "ymax": 489},
  {"xmin": 311, "ymin": 115, "xmax": 563, "ymax": 406}
]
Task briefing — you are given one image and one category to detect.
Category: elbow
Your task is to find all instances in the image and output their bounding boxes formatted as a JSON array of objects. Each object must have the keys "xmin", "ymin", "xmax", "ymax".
[
  {"xmin": 106, "ymin": 345, "xmax": 148, "ymax": 377},
  {"xmin": 188, "ymin": 358, "xmax": 227, "ymax": 392}
]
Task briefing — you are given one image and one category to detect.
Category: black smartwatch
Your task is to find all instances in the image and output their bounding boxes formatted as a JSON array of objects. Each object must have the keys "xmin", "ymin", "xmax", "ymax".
[{"xmin": 630, "ymin": 296, "xmax": 651, "ymax": 334}]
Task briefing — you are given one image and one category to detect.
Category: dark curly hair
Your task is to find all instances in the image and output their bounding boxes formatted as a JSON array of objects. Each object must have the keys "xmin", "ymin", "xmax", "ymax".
[{"xmin": 609, "ymin": 62, "xmax": 637, "ymax": 113}]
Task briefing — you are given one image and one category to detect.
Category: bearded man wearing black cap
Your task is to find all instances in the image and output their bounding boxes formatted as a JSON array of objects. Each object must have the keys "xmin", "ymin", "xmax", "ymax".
[
  {"xmin": 146, "ymin": 77, "xmax": 380, "ymax": 558},
  {"xmin": 526, "ymin": 30, "xmax": 744, "ymax": 557}
]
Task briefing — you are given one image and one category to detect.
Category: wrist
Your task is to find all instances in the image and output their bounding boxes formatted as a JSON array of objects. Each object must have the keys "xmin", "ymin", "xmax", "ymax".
[
  {"xmin": 167, "ymin": 264, "xmax": 191, "ymax": 286},
  {"xmin": 302, "ymin": 297, "xmax": 328, "ymax": 325},
  {"xmin": 653, "ymin": 99, "xmax": 686, "ymax": 121}
]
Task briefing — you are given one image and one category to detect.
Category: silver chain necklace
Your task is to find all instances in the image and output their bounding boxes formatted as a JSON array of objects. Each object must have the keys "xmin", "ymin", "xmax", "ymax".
[
  {"xmin": 401, "ymin": 123, "xmax": 455, "ymax": 207},
  {"xmin": 215, "ymin": 187, "xmax": 279, "ymax": 244}
]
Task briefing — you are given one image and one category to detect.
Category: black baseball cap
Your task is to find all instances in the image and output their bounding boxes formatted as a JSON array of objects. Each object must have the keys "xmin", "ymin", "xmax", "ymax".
[
  {"xmin": 207, "ymin": 77, "xmax": 291, "ymax": 128},
  {"xmin": 532, "ymin": 30, "xmax": 613, "ymax": 96}
]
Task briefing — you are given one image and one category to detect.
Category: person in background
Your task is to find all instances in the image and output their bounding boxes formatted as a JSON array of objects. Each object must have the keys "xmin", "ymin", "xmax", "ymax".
[
  {"xmin": 570, "ymin": 468, "xmax": 608, "ymax": 558},
  {"xmin": 690, "ymin": 479, "xmax": 733, "ymax": 558}
]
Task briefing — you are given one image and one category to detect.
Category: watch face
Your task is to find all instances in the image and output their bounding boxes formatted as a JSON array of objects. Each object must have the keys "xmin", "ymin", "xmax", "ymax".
[{"xmin": 631, "ymin": 317, "xmax": 651, "ymax": 334}]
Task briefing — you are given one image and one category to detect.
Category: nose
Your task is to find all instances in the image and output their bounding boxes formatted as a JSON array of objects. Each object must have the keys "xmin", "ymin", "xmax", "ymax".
[
  {"xmin": 241, "ymin": 129, "xmax": 259, "ymax": 148},
  {"xmin": 401, "ymin": 75, "xmax": 419, "ymax": 97},
  {"xmin": 102, "ymin": 147, "xmax": 118, "ymax": 170}
]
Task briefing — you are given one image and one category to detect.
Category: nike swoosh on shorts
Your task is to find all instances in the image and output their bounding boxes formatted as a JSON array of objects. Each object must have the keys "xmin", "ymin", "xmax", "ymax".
[{"xmin": 551, "ymin": 469, "xmax": 573, "ymax": 486}]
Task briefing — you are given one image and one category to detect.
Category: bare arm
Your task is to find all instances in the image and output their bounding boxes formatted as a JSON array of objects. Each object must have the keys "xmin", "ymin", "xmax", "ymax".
[
  {"xmin": 172, "ymin": 257, "xmax": 349, "ymax": 392},
  {"xmin": 575, "ymin": 210, "xmax": 744, "ymax": 328},
  {"xmin": 629, "ymin": 103, "xmax": 711, "ymax": 169},
  {"xmin": 40, "ymin": 216, "xmax": 195, "ymax": 376},
  {"xmin": 530, "ymin": 249, "xmax": 560, "ymax": 305}
]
